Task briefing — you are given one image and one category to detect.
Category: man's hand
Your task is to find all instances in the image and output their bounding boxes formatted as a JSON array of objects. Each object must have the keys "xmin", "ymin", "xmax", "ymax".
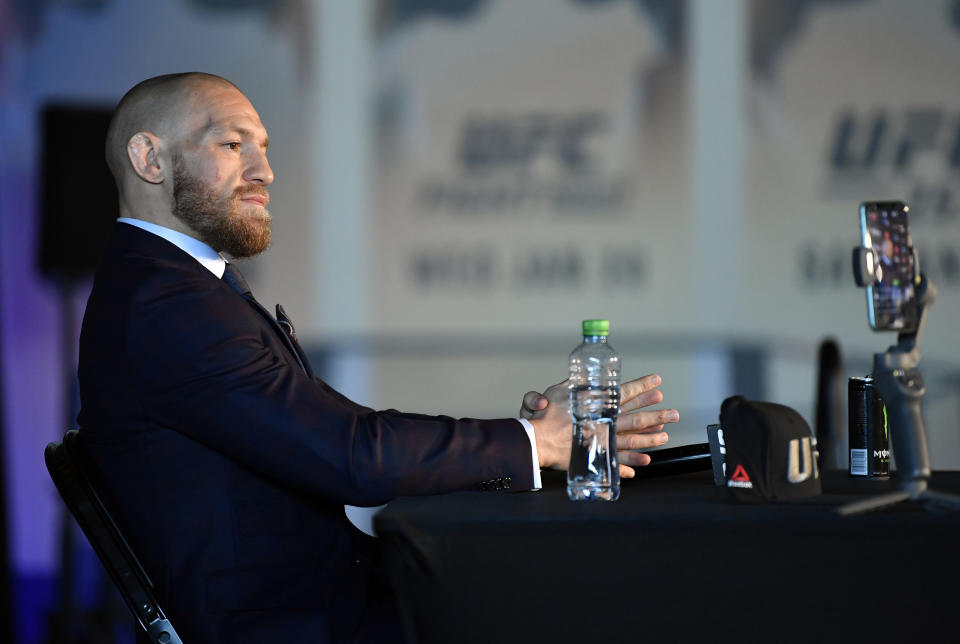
[
  {"xmin": 522, "ymin": 374, "xmax": 678, "ymax": 478},
  {"xmin": 521, "ymin": 380, "xmax": 571, "ymax": 473},
  {"xmin": 612, "ymin": 374, "xmax": 678, "ymax": 477}
]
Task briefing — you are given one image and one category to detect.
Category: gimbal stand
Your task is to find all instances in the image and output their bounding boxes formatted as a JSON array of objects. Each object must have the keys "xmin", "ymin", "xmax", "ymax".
[{"xmin": 838, "ymin": 250, "xmax": 960, "ymax": 515}]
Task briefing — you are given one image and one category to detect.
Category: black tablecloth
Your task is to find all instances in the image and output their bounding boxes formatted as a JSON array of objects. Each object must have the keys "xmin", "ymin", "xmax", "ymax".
[{"xmin": 374, "ymin": 468, "xmax": 960, "ymax": 644}]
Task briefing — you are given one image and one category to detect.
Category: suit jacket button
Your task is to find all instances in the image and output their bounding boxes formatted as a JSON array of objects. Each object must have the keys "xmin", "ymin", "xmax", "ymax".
[{"xmin": 504, "ymin": 477, "xmax": 512, "ymax": 489}]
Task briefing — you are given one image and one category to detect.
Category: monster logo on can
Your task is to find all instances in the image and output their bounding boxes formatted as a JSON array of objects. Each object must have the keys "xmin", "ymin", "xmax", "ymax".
[{"xmin": 848, "ymin": 376, "xmax": 890, "ymax": 478}]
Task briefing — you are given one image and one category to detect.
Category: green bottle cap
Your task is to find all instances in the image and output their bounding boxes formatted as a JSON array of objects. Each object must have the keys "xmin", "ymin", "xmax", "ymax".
[{"xmin": 582, "ymin": 319, "xmax": 610, "ymax": 335}]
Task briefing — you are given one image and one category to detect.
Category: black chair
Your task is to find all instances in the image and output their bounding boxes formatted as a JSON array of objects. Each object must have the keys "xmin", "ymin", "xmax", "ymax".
[{"xmin": 44, "ymin": 430, "xmax": 182, "ymax": 644}]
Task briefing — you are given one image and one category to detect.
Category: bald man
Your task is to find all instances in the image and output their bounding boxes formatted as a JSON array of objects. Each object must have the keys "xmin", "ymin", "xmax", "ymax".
[{"xmin": 77, "ymin": 72, "xmax": 677, "ymax": 644}]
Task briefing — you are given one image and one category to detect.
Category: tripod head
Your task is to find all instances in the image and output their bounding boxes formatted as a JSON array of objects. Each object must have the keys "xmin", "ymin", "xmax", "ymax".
[{"xmin": 853, "ymin": 243, "xmax": 936, "ymax": 366}]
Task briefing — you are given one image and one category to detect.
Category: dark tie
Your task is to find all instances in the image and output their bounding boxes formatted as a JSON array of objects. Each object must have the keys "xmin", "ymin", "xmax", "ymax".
[
  {"xmin": 222, "ymin": 262, "xmax": 252, "ymax": 298},
  {"xmin": 221, "ymin": 263, "xmax": 314, "ymax": 377}
]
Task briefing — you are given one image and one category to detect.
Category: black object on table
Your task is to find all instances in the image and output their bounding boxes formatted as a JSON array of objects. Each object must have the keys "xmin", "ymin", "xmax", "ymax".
[{"xmin": 375, "ymin": 467, "xmax": 960, "ymax": 644}]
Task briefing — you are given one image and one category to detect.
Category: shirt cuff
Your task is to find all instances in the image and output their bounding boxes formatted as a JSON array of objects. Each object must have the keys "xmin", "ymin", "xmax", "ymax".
[{"xmin": 517, "ymin": 418, "xmax": 542, "ymax": 490}]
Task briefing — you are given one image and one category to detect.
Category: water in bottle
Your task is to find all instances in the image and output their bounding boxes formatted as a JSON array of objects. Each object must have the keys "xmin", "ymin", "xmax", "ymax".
[{"xmin": 567, "ymin": 319, "xmax": 621, "ymax": 501}]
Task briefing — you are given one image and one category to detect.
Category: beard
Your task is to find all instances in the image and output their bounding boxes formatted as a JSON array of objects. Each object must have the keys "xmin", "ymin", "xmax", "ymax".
[{"xmin": 171, "ymin": 156, "xmax": 272, "ymax": 259}]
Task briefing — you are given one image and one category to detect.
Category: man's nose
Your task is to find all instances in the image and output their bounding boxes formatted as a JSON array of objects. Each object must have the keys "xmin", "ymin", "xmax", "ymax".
[{"xmin": 244, "ymin": 150, "xmax": 274, "ymax": 185}]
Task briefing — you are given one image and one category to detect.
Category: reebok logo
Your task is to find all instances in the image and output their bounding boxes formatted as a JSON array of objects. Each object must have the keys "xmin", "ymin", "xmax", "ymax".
[{"xmin": 727, "ymin": 464, "xmax": 753, "ymax": 489}]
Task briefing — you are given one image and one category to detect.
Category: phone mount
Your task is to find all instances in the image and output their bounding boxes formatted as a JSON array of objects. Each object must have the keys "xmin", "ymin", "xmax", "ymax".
[{"xmin": 839, "ymin": 247, "xmax": 960, "ymax": 515}]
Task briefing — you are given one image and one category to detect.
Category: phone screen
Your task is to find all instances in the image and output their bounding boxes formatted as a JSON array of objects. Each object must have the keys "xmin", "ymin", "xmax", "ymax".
[{"xmin": 860, "ymin": 201, "xmax": 918, "ymax": 332}]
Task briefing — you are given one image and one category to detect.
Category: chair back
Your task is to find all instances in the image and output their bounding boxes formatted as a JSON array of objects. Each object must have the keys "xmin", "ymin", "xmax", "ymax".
[{"xmin": 45, "ymin": 430, "xmax": 183, "ymax": 644}]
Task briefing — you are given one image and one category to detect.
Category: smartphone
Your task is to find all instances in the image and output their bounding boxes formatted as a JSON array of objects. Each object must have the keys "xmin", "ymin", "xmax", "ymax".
[{"xmin": 859, "ymin": 201, "xmax": 919, "ymax": 332}]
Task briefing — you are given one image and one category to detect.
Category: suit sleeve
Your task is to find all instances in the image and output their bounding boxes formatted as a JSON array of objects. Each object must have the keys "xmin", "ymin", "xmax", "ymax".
[{"xmin": 126, "ymin": 276, "xmax": 534, "ymax": 506}]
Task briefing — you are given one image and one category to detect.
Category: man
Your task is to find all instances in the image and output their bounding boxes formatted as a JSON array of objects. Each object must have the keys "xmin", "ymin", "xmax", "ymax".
[{"xmin": 77, "ymin": 72, "xmax": 678, "ymax": 643}]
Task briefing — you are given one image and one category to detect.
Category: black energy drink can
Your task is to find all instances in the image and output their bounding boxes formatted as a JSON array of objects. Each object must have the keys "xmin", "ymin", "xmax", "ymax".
[{"xmin": 848, "ymin": 376, "xmax": 890, "ymax": 477}]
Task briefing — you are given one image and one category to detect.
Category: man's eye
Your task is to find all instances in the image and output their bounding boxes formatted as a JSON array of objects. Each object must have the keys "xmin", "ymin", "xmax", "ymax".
[{"xmin": 223, "ymin": 142, "xmax": 241, "ymax": 151}]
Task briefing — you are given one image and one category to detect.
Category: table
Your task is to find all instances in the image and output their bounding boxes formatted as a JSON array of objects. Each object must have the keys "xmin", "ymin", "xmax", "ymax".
[{"xmin": 374, "ymin": 467, "xmax": 960, "ymax": 644}]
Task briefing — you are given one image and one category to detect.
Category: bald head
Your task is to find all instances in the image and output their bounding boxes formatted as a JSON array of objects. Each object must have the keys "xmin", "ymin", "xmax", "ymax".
[
  {"xmin": 104, "ymin": 71, "xmax": 274, "ymax": 257},
  {"xmin": 104, "ymin": 72, "xmax": 238, "ymax": 184}
]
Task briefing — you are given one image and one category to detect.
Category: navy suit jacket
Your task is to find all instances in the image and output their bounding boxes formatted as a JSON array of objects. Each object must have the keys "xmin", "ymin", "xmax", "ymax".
[{"xmin": 77, "ymin": 223, "xmax": 534, "ymax": 643}]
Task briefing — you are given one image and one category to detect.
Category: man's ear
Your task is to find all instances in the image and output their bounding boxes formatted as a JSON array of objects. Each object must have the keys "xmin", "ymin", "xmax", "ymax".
[{"xmin": 126, "ymin": 132, "xmax": 165, "ymax": 184}]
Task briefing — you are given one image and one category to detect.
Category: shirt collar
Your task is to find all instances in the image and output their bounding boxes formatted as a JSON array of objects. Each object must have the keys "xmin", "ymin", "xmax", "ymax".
[{"xmin": 118, "ymin": 218, "xmax": 227, "ymax": 278}]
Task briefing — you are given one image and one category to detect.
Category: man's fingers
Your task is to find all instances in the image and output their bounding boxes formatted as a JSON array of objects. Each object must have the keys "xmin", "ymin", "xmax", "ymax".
[
  {"xmin": 542, "ymin": 379, "xmax": 569, "ymax": 400},
  {"xmin": 619, "ymin": 450, "xmax": 653, "ymax": 467},
  {"xmin": 520, "ymin": 379, "xmax": 568, "ymax": 419},
  {"xmin": 620, "ymin": 388, "xmax": 663, "ymax": 413},
  {"xmin": 617, "ymin": 408, "xmax": 679, "ymax": 433},
  {"xmin": 618, "ymin": 449, "xmax": 657, "ymax": 477},
  {"xmin": 620, "ymin": 374, "xmax": 662, "ymax": 405},
  {"xmin": 519, "ymin": 391, "xmax": 548, "ymax": 419},
  {"xmin": 623, "ymin": 423, "xmax": 665, "ymax": 434},
  {"xmin": 617, "ymin": 431, "xmax": 669, "ymax": 451}
]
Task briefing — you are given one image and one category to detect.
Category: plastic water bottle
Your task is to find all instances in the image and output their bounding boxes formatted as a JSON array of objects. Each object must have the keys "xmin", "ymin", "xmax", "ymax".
[{"xmin": 567, "ymin": 319, "xmax": 621, "ymax": 501}]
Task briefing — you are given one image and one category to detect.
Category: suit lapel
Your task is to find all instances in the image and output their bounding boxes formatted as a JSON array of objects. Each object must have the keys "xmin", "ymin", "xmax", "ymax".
[{"xmin": 113, "ymin": 223, "xmax": 315, "ymax": 378}]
